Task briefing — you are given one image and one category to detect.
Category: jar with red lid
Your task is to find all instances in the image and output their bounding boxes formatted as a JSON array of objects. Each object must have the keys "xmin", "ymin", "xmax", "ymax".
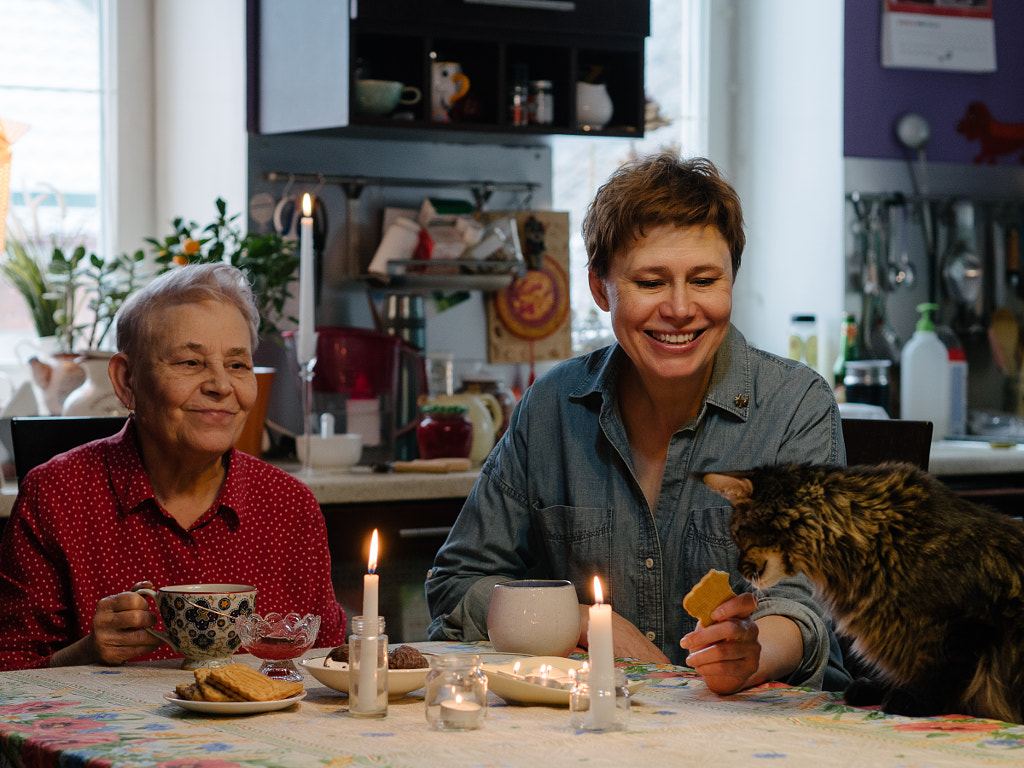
[{"xmin": 417, "ymin": 404, "xmax": 473, "ymax": 459}]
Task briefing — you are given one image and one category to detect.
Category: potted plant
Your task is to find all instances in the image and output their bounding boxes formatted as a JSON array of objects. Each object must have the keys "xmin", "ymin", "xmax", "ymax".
[{"xmin": 146, "ymin": 198, "xmax": 299, "ymax": 339}]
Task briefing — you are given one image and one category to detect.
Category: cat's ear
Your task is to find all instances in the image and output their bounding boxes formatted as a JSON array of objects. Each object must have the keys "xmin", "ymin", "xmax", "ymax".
[{"xmin": 701, "ymin": 473, "xmax": 753, "ymax": 503}]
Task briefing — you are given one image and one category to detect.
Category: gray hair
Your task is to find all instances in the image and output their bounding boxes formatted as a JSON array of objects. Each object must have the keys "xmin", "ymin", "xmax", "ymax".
[{"xmin": 115, "ymin": 262, "xmax": 260, "ymax": 360}]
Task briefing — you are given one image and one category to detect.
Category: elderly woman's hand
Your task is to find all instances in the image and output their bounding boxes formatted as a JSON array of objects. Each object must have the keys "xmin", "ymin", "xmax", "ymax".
[
  {"xmin": 679, "ymin": 592, "xmax": 761, "ymax": 694},
  {"xmin": 49, "ymin": 584, "xmax": 162, "ymax": 668}
]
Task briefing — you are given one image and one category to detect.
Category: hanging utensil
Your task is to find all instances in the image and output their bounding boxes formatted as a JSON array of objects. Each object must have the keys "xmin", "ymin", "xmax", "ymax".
[
  {"xmin": 895, "ymin": 112, "xmax": 935, "ymax": 266},
  {"xmin": 942, "ymin": 201, "xmax": 983, "ymax": 306}
]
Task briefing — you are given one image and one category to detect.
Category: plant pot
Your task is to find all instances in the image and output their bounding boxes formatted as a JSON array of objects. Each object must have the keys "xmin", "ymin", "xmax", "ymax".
[
  {"xmin": 63, "ymin": 350, "xmax": 129, "ymax": 417},
  {"xmin": 235, "ymin": 367, "xmax": 276, "ymax": 457}
]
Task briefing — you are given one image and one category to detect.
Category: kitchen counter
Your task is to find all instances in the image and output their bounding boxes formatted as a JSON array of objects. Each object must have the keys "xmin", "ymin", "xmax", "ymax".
[
  {"xmin": 1, "ymin": 442, "xmax": 1023, "ymax": 520},
  {"xmin": 0, "ymin": 465, "xmax": 479, "ymax": 519}
]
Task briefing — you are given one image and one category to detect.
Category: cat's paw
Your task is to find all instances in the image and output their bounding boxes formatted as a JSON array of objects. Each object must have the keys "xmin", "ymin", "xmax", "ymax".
[
  {"xmin": 843, "ymin": 677, "xmax": 886, "ymax": 707},
  {"xmin": 883, "ymin": 687, "xmax": 943, "ymax": 718}
]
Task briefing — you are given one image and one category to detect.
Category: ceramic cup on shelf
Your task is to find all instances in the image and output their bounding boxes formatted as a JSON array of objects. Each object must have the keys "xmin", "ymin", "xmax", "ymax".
[
  {"xmin": 575, "ymin": 82, "xmax": 613, "ymax": 130},
  {"xmin": 487, "ymin": 579, "xmax": 581, "ymax": 657},
  {"xmin": 354, "ymin": 79, "xmax": 422, "ymax": 117}
]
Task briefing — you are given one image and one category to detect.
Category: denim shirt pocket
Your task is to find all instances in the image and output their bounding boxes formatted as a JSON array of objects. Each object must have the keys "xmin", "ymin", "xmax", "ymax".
[
  {"xmin": 682, "ymin": 506, "xmax": 742, "ymax": 590},
  {"xmin": 530, "ymin": 504, "xmax": 612, "ymax": 587}
]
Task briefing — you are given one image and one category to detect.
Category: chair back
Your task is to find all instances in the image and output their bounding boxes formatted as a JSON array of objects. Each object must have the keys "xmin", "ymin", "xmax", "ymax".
[
  {"xmin": 841, "ymin": 418, "xmax": 932, "ymax": 471},
  {"xmin": 12, "ymin": 416, "xmax": 127, "ymax": 483}
]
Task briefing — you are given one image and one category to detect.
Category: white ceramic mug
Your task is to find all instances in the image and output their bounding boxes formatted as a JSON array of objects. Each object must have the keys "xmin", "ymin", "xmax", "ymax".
[
  {"xmin": 134, "ymin": 583, "xmax": 257, "ymax": 669},
  {"xmin": 355, "ymin": 79, "xmax": 422, "ymax": 117},
  {"xmin": 431, "ymin": 62, "xmax": 470, "ymax": 122},
  {"xmin": 487, "ymin": 579, "xmax": 581, "ymax": 657}
]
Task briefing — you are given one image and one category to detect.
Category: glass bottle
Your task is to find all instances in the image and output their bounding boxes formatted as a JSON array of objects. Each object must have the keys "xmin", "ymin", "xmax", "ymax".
[
  {"xmin": 424, "ymin": 654, "xmax": 488, "ymax": 730},
  {"xmin": 833, "ymin": 313, "xmax": 858, "ymax": 396},
  {"xmin": 348, "ymin": 616, "xmax": 388, "ymax": 718}
]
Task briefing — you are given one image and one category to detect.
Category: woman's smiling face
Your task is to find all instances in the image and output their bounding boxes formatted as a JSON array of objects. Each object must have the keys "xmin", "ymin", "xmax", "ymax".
[
  {"xmin": 125, "ymin": 299, "xmax": 257, "ymax": 462},
  {"xmin": 589, "ymin": 224, "xmax": 733, "ymax": 388}
]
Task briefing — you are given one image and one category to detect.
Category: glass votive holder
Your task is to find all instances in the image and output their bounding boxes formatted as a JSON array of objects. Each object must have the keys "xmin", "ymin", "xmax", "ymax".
[
  {"xmin": 569, "ymin": 667, "xmax": 630, "ymax": 732},
  {"xmin": 348, "ymin": 616, "xmax": 388, "ymax": 718},
  {"xmin": 424, "ymin": 654, "xmax": 488, "ymax": 731}
]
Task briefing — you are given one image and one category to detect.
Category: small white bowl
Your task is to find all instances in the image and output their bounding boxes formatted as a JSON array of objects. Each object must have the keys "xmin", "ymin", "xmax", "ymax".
[
  {"xmin": 299, "ymin": 656, "xmax": 428, "ymax": 698},
  {"xmin": 296, "ymin": 434, "xmax": 362, "ymax": 470}
]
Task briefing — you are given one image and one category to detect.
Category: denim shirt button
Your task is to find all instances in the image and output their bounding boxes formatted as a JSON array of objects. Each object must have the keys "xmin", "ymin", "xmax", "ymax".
[
  {"xmin": 645, "ymin": 631, "xmax": 656, "ymax": 642},
  {"xmin": 644, "ymin": 558, "xmax": 654, "ymax": 569}
]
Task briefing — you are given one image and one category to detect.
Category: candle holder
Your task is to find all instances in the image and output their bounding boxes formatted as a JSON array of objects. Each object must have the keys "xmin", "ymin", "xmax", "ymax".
[
  {"xmin": 299, "ymin": 354, "xmax": 317, "ymax": 476},
  {"xmin": 348, "ymin": 615, "xmax": 388, "ymax": 718},
  {"xmin": 569, "ymin": 667, "xmax": 630, "ymax": 732},
  {"xmin": 424, "ymin": 654, "xmax": 487, "ymax": 731}
]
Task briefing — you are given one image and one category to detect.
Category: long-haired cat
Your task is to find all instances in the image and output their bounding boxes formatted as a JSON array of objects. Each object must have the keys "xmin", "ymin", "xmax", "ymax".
[{"xmin": 701, "ymin": 461, "xmax": 1024, "ymax": 724}]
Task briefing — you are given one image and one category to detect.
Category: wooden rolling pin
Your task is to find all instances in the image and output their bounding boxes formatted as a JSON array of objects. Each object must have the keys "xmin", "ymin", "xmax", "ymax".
[{"xmin": 392, "ymin": 458, "xmax": 472, "ymax": 473}]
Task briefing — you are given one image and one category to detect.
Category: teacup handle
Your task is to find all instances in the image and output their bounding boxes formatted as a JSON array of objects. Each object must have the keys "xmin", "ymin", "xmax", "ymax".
[
  {"xmin": 400, "ymin": 86, "xmax": 422, "ymax": 106},
  {"xmin": 131, "ymin": 584, "xmax": 173, "ymax": 647}
]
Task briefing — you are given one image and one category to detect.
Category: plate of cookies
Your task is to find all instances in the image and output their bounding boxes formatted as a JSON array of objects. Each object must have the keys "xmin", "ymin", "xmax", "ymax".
[
  {"xmin": 166, "ymin": 663, "xmax": 307, "ymax": 714},
  {"xmin": 300, "ymin": 644, "xmax": 429, "ymax": 698}
]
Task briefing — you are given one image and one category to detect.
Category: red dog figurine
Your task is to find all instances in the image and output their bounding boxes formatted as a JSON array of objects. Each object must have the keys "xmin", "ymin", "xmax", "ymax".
[{"xmin": 956, "ymin": 101, "xmax": 1024, "ymax": 164}]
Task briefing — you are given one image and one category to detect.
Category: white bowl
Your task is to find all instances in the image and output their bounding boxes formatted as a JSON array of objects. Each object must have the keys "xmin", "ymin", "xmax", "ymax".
[
  {"xmin": 296, "ymin": 434, "xmax": 362, "ymax": 470},
  {"xmin": 299, "ymin": 656, "xmax": 428, "ymax": 698}
]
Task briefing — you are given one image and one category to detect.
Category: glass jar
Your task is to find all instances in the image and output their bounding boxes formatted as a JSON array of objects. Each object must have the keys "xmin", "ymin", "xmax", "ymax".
[
  {"xmin": 417, "ymin": 404, "xmax": 473, "ymax": 459},
  {"xmin": 348, "ymin": 616, "xmax": 388, "ymax": 718},
  {"xmin": 424, "ymin": 654, "xmax": 488, "ymax": 730},
  {"xmin": 529, "ymin": 79, "xmax": 554, "ymax": 125},
  {"xmin": 569, "ymin": 667, "xmax": 630, "ymax": 732},
  {"xmin": 844, "ymin": 359, "xmax": 892, "ymax": 412}
]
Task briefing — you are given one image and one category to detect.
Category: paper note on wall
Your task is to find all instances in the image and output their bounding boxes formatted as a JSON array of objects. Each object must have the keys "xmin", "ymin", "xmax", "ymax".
[{"xmin": 882, "ymin": 0, "xmax": 996, "ymax": 73}]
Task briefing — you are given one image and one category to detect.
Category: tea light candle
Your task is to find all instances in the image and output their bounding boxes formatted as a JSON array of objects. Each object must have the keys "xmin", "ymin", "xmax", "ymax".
[
  {"xmin": 587, "ymin": 576, "xmax": 616, "ymax": 727},
  {"xmin": 356, "ymin": 530, "xmax": 380, "ymax": 712},
  {"xmin": 441, "ymin": 694, "xmax": 482, "ymax": 728},
  {"xmin": 296, "ymin": 192, "xmax": 316, "ymax": 367}
]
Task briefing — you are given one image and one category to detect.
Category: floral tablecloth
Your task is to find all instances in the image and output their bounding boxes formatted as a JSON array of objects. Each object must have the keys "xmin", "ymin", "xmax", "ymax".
[{"xmin": 1, "ymin": 641, "xmax": 1023, "ymax": 768}]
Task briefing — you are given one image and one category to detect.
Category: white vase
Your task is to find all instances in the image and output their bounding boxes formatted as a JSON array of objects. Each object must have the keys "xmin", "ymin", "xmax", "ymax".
[
  {"xmin": 62, "ymin": 350, "xmax": 129, "ymax": 417},
  {"xmin": 575, "ymin": 82, "xmax": 613, "ymax": 131}
]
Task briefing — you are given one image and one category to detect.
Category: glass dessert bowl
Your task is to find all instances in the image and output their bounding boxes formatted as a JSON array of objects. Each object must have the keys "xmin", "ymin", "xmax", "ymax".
[{"xmin": 237, "ymin": 612, "xmax": 321, "ymax": 681}]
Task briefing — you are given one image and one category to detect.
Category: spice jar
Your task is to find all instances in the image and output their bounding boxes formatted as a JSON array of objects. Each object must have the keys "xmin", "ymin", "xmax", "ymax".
[
  {"xmin": 844, "ymin": 359, "xmax": 892, "ymax": 413},
  {"xmin": 529, "ymin": 79, "xmax": 554, "ymax": 125},
  {"xmin": 424, "ymin": 654, "xmax": 488, "ymax": 730},
  {"xmin": 417, "ymin": 404, "xmax": 473, "ymax": 459}
]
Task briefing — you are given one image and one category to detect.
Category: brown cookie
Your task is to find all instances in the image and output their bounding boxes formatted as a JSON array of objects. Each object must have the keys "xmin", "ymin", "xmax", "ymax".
[
  {"xmin": 207, "ymin": 663, "xmax": 303, "ymax": 701},
  {"xmin": 327, "ymin": 644, "xmax": 349, "ymax": 664},
  {"xmin": 388, "ymin": 644, "xmax": 428, "ymax": 669},
  {"xmin": 683, "ymin": 569, "xmax": 736, "ymax": 627}
]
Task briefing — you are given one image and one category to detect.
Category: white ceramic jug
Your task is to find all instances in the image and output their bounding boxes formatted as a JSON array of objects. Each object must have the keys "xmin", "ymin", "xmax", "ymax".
[
  {"xmin": 424, "ymin": 392, "xmax": 501, "ymax": 464},
  {"xmin": 575, "ymin": 82, "xmax": 613, "ymax": 130},
  {"xmin": 63, "ymin": 350, "xmax": 130, "ymax": 417}
]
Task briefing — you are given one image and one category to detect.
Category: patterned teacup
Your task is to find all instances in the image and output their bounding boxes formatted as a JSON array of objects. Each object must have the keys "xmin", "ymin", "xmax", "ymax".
[{"xmin": 134, "ymin": 583, "xmax": 257, "ymax": 669}]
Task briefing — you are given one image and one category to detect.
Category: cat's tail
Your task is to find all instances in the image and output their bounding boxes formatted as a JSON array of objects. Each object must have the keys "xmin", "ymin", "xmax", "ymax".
[{"xmin": 962, "ymin": 646, "xmax": 1023, "ymax": 724}]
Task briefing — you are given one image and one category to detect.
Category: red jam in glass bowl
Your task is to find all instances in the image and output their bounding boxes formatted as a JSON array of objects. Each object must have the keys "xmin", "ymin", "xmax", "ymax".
[{"xmin": 417, "ymin": 404, "xmax": 473, "ymax": 459}]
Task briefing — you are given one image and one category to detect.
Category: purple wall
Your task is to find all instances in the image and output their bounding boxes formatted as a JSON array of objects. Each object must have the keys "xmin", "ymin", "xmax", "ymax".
[{"xmin": 844, "ymin": 2, "xmax": 1024, "ymax": 163}]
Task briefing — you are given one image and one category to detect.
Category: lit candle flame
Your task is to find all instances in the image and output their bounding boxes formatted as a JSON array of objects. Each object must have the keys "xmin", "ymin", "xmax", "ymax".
[
  {"xmin": 512, "ymin": 661, "xmax": 521, "ymax": 675},
  {"xmin": 368, "ymin": 529, "xmax": 379, "ymax": 574},
  {"xmin": 593, "ymin": 576, "xmax": 604, "ymax": 605},
  {"xmin": 455, "ymin": 693, "xmax": 463, "ymax": 705},
  {"xmin": 302, "ymin": 192, "xmax": 312, "ymax": 217}
]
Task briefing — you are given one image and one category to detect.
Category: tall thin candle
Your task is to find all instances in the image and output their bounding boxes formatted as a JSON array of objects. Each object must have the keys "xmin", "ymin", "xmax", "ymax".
[
  {"xmin": 355, "ymin": 529, "xmax": 380, "ymax": 713},
  {"xmin": 296, "ymin": 193, "xmax": 316, "ymax": 366},
  {"xmin": 587, "ymin": 576, "xmax": 616, "ymax": 727}
]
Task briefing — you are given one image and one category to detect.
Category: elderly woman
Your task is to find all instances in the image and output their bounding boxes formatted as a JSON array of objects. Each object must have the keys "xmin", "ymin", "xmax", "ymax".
[
  {"xmin": 426, "ymin": 153, "xmax": 850, "ymax": 694},
  {"xmin": 0, "ymin": 263, "xmax": 344, "ymax": 670}
]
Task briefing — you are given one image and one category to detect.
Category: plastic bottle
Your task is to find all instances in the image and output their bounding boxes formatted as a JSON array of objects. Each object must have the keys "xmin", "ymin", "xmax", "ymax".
[
  {"xmin": 936, "ymin": 325, "xmax": 968, "ymax": 438},
  {"xmin": 900, "ymin": 302, "xmax": 950, "ymax": 441}
]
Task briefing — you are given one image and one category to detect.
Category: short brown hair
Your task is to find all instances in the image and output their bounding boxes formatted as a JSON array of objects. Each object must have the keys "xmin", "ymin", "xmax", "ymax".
[{"xmin": 583, "ymin": 153, "xmax": 745, "ymax": 280}]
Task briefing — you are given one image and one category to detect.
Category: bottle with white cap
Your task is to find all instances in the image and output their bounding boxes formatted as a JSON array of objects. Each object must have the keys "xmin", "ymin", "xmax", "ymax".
[{"xmin": 900, "ymin": 302, "xmax": 950, "ymax": 441}]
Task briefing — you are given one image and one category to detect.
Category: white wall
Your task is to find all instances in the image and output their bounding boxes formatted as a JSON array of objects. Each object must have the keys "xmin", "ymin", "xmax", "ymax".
[
  {"xmin": 151, "ymin": 0, "xmax": 247, "ymax": 236},
  {"xmin": 706, "ymin": 0, "xmax": 845, "ymax": 377}
]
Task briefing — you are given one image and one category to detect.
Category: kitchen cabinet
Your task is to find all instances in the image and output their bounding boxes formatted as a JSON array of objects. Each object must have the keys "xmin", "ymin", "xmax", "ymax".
[{"xmin": 248, "ymin": 0, "xmax": 649, "ymax": 138}]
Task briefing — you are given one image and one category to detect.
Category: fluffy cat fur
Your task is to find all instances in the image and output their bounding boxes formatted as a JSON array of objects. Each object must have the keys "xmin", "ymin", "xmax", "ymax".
[{"xmin": 701, "ymin": 461, "xmax": 1024, "ymax": 723}]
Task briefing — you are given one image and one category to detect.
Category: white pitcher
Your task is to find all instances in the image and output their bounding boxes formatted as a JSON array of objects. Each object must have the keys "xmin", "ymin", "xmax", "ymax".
[{"xmin": 63, "ymin": 350, "xmax": 130, "ymax": 417}]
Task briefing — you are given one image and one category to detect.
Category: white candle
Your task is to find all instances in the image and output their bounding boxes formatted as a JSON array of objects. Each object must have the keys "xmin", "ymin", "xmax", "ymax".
[
  {"xmin": 356, "ymin": 529, "xmax": 380, "ymax": 712},
  {"xmin": 587, "ymin": 576, "xmax": 616, "ymax": 727},
  {"xmin": 441, "ymin": 694, "xmax": 482, "ymax": 728},
  {"xmin": 296, "ymin": 192, "xmax": 316, "ymax": 367}
]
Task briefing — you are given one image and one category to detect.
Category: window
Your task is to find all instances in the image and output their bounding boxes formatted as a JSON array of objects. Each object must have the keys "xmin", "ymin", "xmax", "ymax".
[
  {"xmin": 556, "ymin": 0, "xmax": 708, "ymax": 354},
  {"xmin": 0, "ymin": 0, "xmax": 103, "ymax": 367}
]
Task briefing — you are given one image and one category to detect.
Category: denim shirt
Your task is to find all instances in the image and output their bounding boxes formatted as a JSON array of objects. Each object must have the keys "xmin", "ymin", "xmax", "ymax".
[{"xmin": 426, "ymin": 325, "xmax": 851, "ymax": 690}]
